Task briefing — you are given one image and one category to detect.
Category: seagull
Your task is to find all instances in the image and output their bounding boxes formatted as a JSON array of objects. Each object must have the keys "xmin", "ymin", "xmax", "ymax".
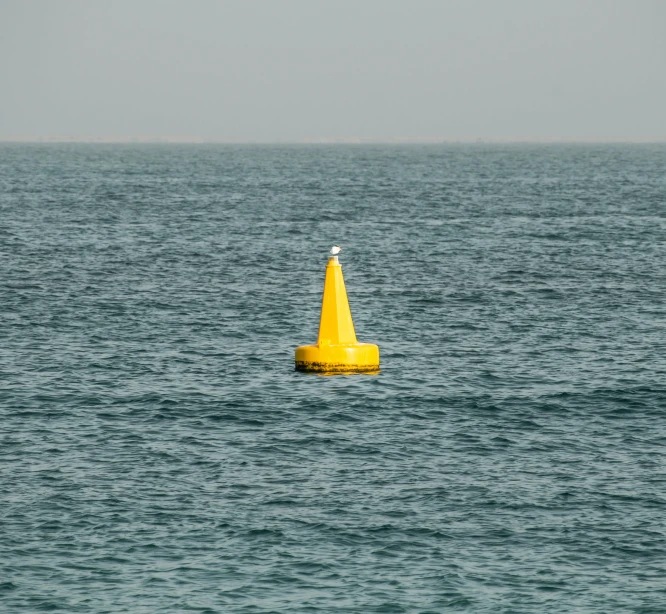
[{"xmin": 330, "ymin": 245, "xmax": 342, "ymax": 256}]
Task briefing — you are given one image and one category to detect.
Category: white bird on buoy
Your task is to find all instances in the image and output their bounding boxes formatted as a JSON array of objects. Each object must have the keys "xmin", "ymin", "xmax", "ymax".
[{"xmin": 330, "ymin": 245, "xmax": 342, "ymax": 256}]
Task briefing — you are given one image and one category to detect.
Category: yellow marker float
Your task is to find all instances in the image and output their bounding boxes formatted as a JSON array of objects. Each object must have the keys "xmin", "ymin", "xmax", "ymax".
[{"xmin": 295, "ymin": 247, "xmax": 380, "ymax": 373}]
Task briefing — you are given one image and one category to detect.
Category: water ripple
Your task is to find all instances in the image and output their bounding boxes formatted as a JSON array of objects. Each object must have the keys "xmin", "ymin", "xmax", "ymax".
[{"xmin": 1, "ymin": 144, "xmax": 666, "ymax": 613}]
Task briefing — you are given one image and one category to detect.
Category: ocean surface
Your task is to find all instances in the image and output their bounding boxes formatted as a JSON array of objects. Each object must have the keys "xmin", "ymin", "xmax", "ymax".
[{"xmin": 1, "ymin": 143, "xmax": 666, "ymax": 613}]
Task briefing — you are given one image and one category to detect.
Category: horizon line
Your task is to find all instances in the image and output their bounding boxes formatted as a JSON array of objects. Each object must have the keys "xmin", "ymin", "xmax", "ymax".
[{"xmin": 1, "ymin": 136, "xmax": 666, "ymax": 145}]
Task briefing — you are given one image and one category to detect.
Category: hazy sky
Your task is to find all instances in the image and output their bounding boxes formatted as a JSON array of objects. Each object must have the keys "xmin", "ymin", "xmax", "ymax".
[{"xmin": 1, "ymin": 0, "xmax": 665, "ymax": 141}]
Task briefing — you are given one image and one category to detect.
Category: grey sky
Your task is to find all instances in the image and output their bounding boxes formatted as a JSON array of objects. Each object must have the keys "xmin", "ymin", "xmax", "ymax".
[{"xmin": 1, "ymin": 0, "xmax": 665, "ymax": 141}]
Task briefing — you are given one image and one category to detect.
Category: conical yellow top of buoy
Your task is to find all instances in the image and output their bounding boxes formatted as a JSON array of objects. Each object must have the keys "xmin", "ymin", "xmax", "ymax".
[
  {"xmin": 317, "ymin": 255, "xmax": 357, "ymax": 345},
  {"xmin": 295, "ymin": 247, "xmax": 380, "ymax": 372}
]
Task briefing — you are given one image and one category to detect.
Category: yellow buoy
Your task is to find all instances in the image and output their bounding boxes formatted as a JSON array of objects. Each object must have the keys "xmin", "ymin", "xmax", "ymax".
[{"xmin": 295, "ymin": 247, "xmax": 380, "ymax": 372}]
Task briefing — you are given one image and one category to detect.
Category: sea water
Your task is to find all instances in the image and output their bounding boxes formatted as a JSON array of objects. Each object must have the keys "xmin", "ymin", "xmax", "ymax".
[{"xmin": 1, "ymin": 143, "xmax": 666, "ymax": 613}]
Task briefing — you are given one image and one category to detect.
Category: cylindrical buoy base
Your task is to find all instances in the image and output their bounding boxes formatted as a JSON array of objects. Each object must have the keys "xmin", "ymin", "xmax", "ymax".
[{"xmin": 295, "ymin": 343, "xmax": 380, "ymax": 373}]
